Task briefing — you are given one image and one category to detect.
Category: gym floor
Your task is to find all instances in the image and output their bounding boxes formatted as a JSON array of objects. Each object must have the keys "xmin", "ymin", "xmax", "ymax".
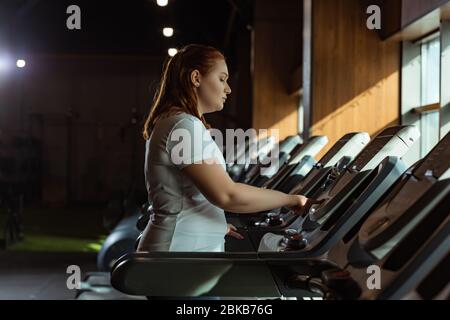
[
  {"xmin": 0, "ymin": 251, "xmax": 97, "ymax": 299},
  {"xmin": 0, "ymin": 206, "xmax": 108, "ymax": 300}
]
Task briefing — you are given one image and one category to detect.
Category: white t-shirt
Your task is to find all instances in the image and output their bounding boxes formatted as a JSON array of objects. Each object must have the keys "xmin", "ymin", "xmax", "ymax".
[{"xmin": 137, "ymin": 113, "xmax": 228, "ymax": 252}]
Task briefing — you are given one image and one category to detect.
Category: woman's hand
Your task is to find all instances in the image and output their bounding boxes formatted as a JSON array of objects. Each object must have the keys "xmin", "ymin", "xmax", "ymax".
[
  {"xmin": 289, "ymin": 195, "xmax": 325, "ymax": 216},
  {"xmin": 226, "ymin": 223, "xmax": 244, "ymax": 240}
]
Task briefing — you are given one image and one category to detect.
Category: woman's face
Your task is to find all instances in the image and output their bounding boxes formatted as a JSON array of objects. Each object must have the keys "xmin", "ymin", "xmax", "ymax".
[{"xmin": 195, "ymin": 59, "xmax": 232, "ymax": 114}]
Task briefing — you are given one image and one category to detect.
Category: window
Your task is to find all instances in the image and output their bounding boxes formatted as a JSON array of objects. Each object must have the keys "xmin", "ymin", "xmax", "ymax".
[
  {"xmin": 419, "ymin": 35, "xmax": 440, "ymax": 157},
  {"xmin": 401, "ymin": 32, "xmax": 443, "ymax": 163}
]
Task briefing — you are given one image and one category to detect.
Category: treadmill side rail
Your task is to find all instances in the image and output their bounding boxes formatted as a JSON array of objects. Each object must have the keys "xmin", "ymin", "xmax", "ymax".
[{"xmin": 111, "ymin": 252, "xmax": 280, "ymax": 298}]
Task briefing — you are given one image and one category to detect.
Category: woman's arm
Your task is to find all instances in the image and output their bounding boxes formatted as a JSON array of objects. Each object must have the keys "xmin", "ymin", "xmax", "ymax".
[{"xmin": 182, "ymin": 160, "xmax": 311, "ymax": 214}]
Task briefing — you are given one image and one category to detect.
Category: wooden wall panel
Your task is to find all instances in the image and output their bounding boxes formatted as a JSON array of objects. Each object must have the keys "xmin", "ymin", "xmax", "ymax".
[
  {"xmin": 359, "ymin": 0, "xmax": 402, "ymax": 40},
  {"xmin": 311, "ymin": 0, "xmax": 400, "ymax": 157},
  {"xmin": 252, "ymin": 0, "xmax": 302, "ymax": 139}
]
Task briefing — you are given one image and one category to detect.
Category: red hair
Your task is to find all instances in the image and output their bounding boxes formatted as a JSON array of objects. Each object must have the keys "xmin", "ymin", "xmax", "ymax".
[{"xmin": 143, "ymin": 44, "xmax": 225, "ymax": 140}]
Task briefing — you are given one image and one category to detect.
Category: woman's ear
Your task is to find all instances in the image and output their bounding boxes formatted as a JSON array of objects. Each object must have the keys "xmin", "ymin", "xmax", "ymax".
[{"xmin": 190, "ymin": 70, "xmax": 201, "ymax": 88}]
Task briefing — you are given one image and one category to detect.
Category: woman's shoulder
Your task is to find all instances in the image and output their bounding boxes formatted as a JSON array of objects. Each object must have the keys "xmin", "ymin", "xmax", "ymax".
[
  {"xmin": 157, "ymin": 108, "xmax": 198, "ymax": 122},
  {"xmin": 169, "ymin": 112, "xmax": 199, "ymax": 123},
  {"xmin": 157, "ymin": 112, "xmax": 203, "ymax": 131}
]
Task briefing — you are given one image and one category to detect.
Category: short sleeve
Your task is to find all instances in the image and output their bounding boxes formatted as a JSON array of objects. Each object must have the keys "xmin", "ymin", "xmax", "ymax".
[{"xmin": 165, "ymin": 117, "xmax": 222, "ymax": 169}]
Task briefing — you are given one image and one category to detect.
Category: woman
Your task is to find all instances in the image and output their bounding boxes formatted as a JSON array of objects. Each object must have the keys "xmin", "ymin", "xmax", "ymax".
[{"xmin": 138, "ymin": 44, "xmax": 318, "ymax": 252}]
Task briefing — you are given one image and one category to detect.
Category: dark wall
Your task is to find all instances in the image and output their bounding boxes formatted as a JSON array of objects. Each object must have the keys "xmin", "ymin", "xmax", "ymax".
[
  {"xmin": 0, "ymin": 51, "xmax": 254, "ymax": 206},
  {"xmin": 0, "ymin": 54, "xmax": 163, "ymax": 205}
]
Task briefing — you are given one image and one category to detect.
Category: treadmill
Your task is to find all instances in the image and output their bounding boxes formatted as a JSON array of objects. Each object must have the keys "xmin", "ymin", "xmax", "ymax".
[
  {"xmin": 245, "ymin": 132, "xmax": 370, "ymax": 230},
  {"xmin": 227, "ymin": 135, "xmax": 276, "ymax": 182},
  {"xmin": 239, "ymin": 134, "xmax": 303, "ymax": 184},
  {"xmin": 246, "ymin": 135, "xmax": 328, "ymax": 187},
  {"xmin": 270, "ymin": 180, "xmax": 449, "ymax": 300},
  {"xmin": 111, "ymin": 128, "xmax": 450, "ymax": 300},
  {"xmin": 270, "ymin": 132, "xmax": 450, "ymax": 299},
  {"xmin": 400, "ymin": 239, "xmax": 449, "ymax": 300},
  {"xmin": 226, "ymin": 135, "xmax": 328, "ymax": 228},
  {"xmin": 253, "ymin": 126, "xmax": 419, "ymax": 253},
  {"xmin": 226, "ymin": 132, "xmax": 370, "ymax": 251}
]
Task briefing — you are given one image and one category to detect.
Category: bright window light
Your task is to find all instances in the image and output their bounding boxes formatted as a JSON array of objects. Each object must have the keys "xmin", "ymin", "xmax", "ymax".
[
  {"xmin": 0, "ymin": 53, "xmax": 13, "ymax": 72},
  {"xmin": 0, "ymin": 57, "xmax": 9, "ymax": 71},
  {"xmin": 168, "ymin": 48, "xmax": 178, "ymax": 57},
  {"xmin": 16, "ymin": 59, "xmax": 26, "ymax": 68},
  {"xmin": 157, "ymin": 0, "xmax": 168, "ymax": 7},
  {"xmin": 163, "ymin": 27, "xmax": 174, "ymax": 37}
]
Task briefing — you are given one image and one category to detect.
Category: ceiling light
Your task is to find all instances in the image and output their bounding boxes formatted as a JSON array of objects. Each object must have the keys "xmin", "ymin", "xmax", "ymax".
[
  {"xmin": 156, "ymin": 0, "xmax": 168, "ymax": 7},
  {"xmin": 163, "ymin": 27, "xmax": 174, "ymax": 37},
  {"xmin": 168, "ymin": 48, "xmax": 178, "ymax": 57},
  {"xmin": 16, "ymin": 59, "xmax": 26, "ymax": 68}
]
